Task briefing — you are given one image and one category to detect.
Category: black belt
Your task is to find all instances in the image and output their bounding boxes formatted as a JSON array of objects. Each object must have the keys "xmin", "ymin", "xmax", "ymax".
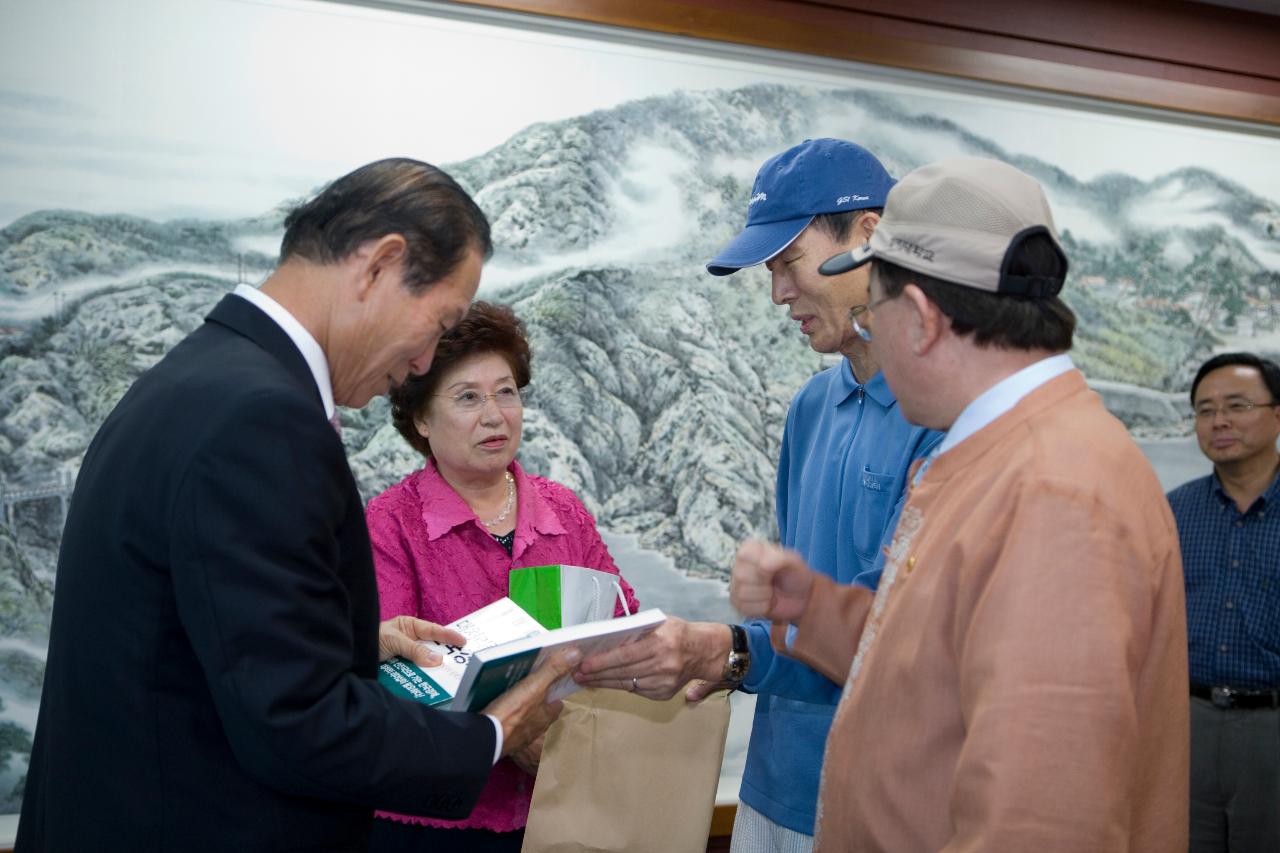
[{"xmin": 1191, "ymin": 685, "xmax": 1280, "ymax": 710}]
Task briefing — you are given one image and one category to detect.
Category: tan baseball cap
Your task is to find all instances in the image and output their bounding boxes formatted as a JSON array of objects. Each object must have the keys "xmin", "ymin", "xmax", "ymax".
[{"xmin": 819, "ymin": 156, "xmax": 1068, "ymax": 298}]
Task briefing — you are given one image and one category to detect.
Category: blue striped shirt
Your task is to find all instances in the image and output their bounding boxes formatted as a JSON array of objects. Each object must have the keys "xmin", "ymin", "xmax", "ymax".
[{"xmin": 1167, "ymin": 471, "xmax": 1280, "ymax": 689}]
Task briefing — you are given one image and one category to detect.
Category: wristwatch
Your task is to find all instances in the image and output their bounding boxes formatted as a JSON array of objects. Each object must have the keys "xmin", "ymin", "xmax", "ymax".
[{"xmin": 721, "ymin": 624, "xmax": 750, "ymax": 687}]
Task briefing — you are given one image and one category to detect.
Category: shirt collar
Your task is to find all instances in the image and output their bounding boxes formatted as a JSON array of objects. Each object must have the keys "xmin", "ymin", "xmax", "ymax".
[
  {"xmin": 415, "ymin": 462, "xmax": 477, "ymax": 541},
  {"xmin": 863, "ymin": 368, "xmax": 896, "ymax": 408},
  {"xmin": 233, "ymin": 284, "xmax": 335, "ymax": 420},
  {"xmin": 1209, "ymin": 464, "xmax": 1280, "ymax": 510},
  {"xmin": 836, "ymin": 358, "xmax": 896, "ymax": 409},
  {"xmin": 415, "ymin": 460, "xmax": 567, "ymax": 542},
  {"xmin": 1264, "ymin": 469, "xmax": 1280, "ymax": 503},
  {"xmin": 939, "ymin": 353, "xmax": 1075, "ymax": 455},
  {"xmin": 510, "ymin": 463, "xmax": 567, "ymax": 557}
]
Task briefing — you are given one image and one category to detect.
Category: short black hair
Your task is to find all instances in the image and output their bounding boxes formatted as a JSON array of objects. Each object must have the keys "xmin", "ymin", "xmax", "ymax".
[
  {"xmin": 874, "ymin": 231, "xmax": 1075, "ymax": 352},
  {"xmin": 281, "ymin": 158, "xmax": 492, "ymax": 293},
  {"xmin": 1189, "ymin": 352, "xmax": 1280, "ymax": 405},
  {"xmin": 811, "ymin": 208, "xmax": 882, "ymax": 244}
]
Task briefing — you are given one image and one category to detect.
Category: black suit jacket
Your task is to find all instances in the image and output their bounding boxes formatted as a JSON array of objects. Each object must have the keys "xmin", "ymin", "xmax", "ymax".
[{"xmin": 18, "ymin": 295, "xmax": 494, "ymax": 852}]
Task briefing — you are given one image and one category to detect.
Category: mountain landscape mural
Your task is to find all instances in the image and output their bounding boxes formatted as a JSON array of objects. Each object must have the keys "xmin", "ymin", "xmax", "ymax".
[{"xmin": 0, "ymin": 82, "xmax": 1278, "ymax": 812}]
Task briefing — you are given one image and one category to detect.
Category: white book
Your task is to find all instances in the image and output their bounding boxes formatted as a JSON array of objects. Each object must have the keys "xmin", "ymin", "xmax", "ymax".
[
  {"xmin": 377, "ymin": 597, "xmax": 547, "ymax": 707},
  {"xmin": 449, "ymin": 607, "xmax": 666, "ymax": 711},
  {"xmin": 377, "ymin": 598, "xmax": 666, "ymax": 712}
]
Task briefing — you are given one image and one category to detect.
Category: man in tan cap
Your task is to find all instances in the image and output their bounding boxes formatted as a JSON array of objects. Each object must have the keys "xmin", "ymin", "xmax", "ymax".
[{"xmin": 730, "ymin": 156, "xmax": 1189, "ymax": 851}]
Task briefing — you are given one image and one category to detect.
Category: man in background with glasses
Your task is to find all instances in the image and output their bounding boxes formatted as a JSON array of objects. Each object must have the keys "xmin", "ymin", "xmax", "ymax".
[
  {"xmin": 1168, "ymin": 352, "xmax": 1280, "ymax": 852},
  {"xmin": 577, "ymin": 138, "xmax": 941, "ymax": 852}
]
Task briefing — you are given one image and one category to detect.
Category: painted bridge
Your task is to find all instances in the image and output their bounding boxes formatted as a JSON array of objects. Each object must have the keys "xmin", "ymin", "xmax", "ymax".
[{"xmin": 1, "ymin": 470, "xmax": 75, "ymax": 530}]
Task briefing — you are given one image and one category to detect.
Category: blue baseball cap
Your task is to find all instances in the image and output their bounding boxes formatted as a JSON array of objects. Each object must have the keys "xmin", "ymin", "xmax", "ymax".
[{"xmin": 706, "ymin": 138, "xmax": 896, "ymax": 276}]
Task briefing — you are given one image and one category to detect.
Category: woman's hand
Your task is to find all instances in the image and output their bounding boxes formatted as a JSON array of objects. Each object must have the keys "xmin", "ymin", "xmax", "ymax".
[{"xmin": 378, "ymin": 615, "xmax": 467, "ymax": 666}]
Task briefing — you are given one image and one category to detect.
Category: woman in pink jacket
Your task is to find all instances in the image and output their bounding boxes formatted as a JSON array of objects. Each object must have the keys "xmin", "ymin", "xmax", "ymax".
[{"xmin": 366, "ymin": 301, "xmax": 639, "ymax": 853}]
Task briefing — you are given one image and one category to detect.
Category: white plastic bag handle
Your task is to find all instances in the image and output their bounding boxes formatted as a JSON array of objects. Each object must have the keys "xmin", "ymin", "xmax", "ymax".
[
  {"xmin": 614, "ymin": 579, "xmax": 631, "ymax": 617},
  {"xmin": 588, "ymin": 576, "xmax": 632, "ymax": 620}
]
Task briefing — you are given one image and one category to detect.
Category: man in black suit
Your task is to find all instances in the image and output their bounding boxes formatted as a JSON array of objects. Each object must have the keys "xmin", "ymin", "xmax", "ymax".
[{"xmin": 18, "ymin": 159, "xmax": 574, "ymax": 851}]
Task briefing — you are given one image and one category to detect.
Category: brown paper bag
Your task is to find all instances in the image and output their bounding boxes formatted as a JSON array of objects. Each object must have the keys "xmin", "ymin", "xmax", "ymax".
[{"xmin": 521, "ymin": 686, "xmax": 732, "ymax": 853}]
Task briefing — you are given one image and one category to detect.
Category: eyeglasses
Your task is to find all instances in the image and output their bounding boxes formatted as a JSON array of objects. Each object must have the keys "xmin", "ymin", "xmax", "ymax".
[
  {"xmin": 435, "ymin": 387, "xmax": 526, "ymax": 412},
  {"xmin": 1193, "ymin": 399, "xmax": 1278, "ymax": 421},
  {"xmin": 848, "ymin": 295, "xmax": 894, "ymax": 342}
]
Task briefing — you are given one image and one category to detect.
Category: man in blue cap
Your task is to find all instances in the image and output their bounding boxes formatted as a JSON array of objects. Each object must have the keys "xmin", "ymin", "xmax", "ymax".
[
  {"xmin": 700, "ymin": 137, "xmax": 942, "ymax": 851},
  {"xmin": 576, "ymin": 139, "xmax": 941, "ymax": 852}
]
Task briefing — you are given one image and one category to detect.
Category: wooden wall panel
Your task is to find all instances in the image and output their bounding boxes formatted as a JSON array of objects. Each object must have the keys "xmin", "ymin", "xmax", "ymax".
[
  {"xmin": 819, "ymin": 0, "xmax": 1280, "ymax": 80},
  {"xmin": 449, "ymin": 0, "xmax": 1280, "ymax": 125}
]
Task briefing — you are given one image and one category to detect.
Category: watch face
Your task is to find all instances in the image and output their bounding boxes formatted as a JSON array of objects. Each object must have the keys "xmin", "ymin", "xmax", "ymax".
[
  {"xmin": 723, "ymin": 624, "xmax": 750, "ymax": 683},
  {"xmin": 726, "ymin": 651, "xmax": 749, "ymax": 683}
]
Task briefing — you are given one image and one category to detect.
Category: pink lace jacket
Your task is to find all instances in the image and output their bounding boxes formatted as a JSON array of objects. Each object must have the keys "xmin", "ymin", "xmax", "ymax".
[{"xmin": 367, "ymin": 459, "xmax": 639, "ymax": 833}]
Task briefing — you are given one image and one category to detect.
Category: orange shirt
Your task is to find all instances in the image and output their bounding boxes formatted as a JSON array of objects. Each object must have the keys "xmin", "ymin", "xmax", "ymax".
[{"xmin": 785, "ymin": 370, "xmax": 1188, "ymax": 852}]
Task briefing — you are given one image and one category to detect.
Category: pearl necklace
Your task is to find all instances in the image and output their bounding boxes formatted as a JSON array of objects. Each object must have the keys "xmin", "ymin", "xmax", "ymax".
[{"xmin": 481, "ymin": 471, "xmax": 516, "ymax": 528}]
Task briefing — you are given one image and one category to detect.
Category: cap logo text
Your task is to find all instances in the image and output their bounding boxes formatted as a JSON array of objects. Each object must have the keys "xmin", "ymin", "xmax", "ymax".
[
  {"xmin": 748, "ymin": 192, "xmax": 768, "ymax": 206},
  {"xmin": 836, "ymin": 194, "xmax": 870, "ymax": 205},
  {"xmin": 891, "ymin": 237, "xmax": 934, "ymax": 262}
]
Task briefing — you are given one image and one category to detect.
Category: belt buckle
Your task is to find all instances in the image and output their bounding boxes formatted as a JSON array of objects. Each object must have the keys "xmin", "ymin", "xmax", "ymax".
[{"xmin": 1210, "ymin": 686, "xmax": 1235, "ymax": 709}]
